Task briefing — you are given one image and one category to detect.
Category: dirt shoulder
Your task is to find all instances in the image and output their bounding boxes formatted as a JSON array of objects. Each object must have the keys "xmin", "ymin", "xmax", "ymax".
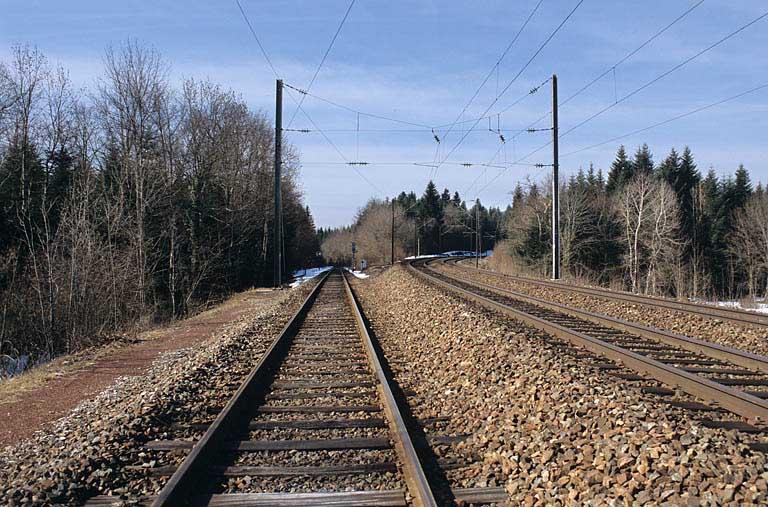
[{"xmin": 0, "ymin": 288, "xmax": 280, "ymax": 448}]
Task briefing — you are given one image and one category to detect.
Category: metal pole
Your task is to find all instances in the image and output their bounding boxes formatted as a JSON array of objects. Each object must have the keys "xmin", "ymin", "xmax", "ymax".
[
  {"xmin": 391, "ymin": 199, "xmax": 395, "ymax": 265},
  {"xmin": 551, "ymin": 74, "xmax": 560, "ymax": 280},
  {"xmin": 475, "ymin": 203, "xmax": 480, "ymax": 269},
  {"xmin": 414, "ymin": 219, "xmax": 418, "ymax": 258},
  {"xmin": 479, "ymin": 209, "xmax": 483, "ymax": 266},
  {"xmin": 273, "ymin": 79, "xmax": 283, "ymax": 287}
]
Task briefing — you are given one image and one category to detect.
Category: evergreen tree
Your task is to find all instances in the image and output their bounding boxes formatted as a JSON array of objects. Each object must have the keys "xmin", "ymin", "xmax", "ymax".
[
  {"xmin": 657, "ymin": 148, "xmax": 680, "ymax": 183},
  {"xmin": 733, "ymin": 164, "xmax": 753, "ymax": 207},
  {"xmin": 657, "ymin": 147, "xmax": 701, "ymax": 257},
  {"xmin": 575, "ymin": 167, "xmax": 587, "ymax": 188},
  {"xmin": 586, "ymin": 163, "xmax": 597, "ymax": 188},
  {"xmin": 708, "ymin": 166, "xmax": 753, "ymax": 295},
  {"xmin": 632, "ymin": 143, "xmax": 654, "ymax": 176},
  {"xmin": 511, "ymin": 183, "xmax": 525, "ymax": 211},
  {"xmin": 0, "ymin": 139, "xmax": 46, "ymax": 252},
  {"xmin": 452, "ymin": 191, "xmax": 462, "ymax": 208},
  {"xmin": 46, "ymin": 147, "xmax": 75, "ymax": 232},
  {"xmin": 606, "ymin": 145, "xmax": 632, "ymax": 193},
  {"xmin": 418, "ymin": 181, "xmax": 443, "ymax": 253}
]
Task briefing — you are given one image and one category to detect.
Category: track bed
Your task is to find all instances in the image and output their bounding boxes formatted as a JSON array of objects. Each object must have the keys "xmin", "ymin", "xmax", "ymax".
[{"xmin": 88, "ymin": 270, "xmax": 506, "ymax": 506}]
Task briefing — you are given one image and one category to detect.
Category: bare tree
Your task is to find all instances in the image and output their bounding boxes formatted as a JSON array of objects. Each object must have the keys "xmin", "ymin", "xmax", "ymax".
[
  {"xmin": 560, "ymin": 181, "xmax": 596, "ymax": 275},
  {"xmin": 0, "ymin": 59, "xmax": 16, "ymax": 150},
  {"xmin": 0, "ymin": 42, "xmax": 314, "ymax": 370},
  {"xmin": 645, "ymin": 179, "xmax": 683, "ymax": 295},
  {"xmin": 731, "ymin": 193, "xmax": 768, "ymax": 298},
  {"xmin": 616, "ymin": 174, "xmax": 682, "ymax": 295},
  {"xmin": 616, "ymin": 173, "xmax": 654, "ymax": 293},
  {"xmin": 7, "ymin": 45, "xmax": 47, "ymax": 217},
  {"xmin": 98, "ymin": 41, "xmax": 169, "ymax": 309}
]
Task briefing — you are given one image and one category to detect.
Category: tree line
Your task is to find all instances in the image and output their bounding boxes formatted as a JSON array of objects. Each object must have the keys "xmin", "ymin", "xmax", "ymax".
[
  {"xmin": 505, "ymin": 143, "xmax": 766, "ymax": 299},
  {"xmin": 0, "ymin": 43, "xmax": 319, "ymax": 369},
  {"xmin": 320, "ymin": 181, "xmax": 506, "ymax": 266}
]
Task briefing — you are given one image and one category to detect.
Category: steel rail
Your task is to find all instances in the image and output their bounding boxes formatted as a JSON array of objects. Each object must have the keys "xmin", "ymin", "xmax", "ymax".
[
  {"xmin": 152, "ymin": 270, "xmax": 332, "ymax": 506},
  {"xmin": 152, "ymin": 269, "xmax": 439, "ymax": 506},
  {"xmin": 449, "ymin": 257, "xmax": 768, "ymax": 327},
  {"xmin": 432, "ymin": 258, "xmax": 768, "ymax": 375},
  {"xmin": 341, "ymin": 270, "xmax": 438, "ymax": 507},
  {"xmin": 409, "ymin": 260, "xmax": 768, "ymax": 422}
]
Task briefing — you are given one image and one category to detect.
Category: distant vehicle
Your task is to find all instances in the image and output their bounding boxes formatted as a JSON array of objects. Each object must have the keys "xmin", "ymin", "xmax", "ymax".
[{"xmin": 442, "ymin": 250, "xmax": 477, "ymax": 257}]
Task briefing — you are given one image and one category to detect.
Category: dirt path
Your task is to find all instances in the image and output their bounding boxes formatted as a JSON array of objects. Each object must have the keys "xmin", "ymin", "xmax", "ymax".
[{"xmin": 0, "ymin": 289, "xmax": 280, "ymax": 448}]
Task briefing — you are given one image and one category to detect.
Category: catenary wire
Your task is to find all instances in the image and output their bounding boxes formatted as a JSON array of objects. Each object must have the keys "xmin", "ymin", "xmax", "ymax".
[
  {"xmin": 509, "ymin": 0, "xmax": 709, "ymax": 142},
  {"xmin": 234, "ymin": 0, "xmax": 383, "ymax": 196},
  {"xmin": 286, "ymin": 0, "xmax": 356, "ymax": 127},
  {"xmin": 435, "ymin": 0, "xmax": 546, "ymax": 147},
  {"xmin": 473, "ymin": 81, "xmax": 768, "ymax": 198},
  {"xmin": 432, "ymin": 0, "xmax": 586, "ymax": 179},
  {"xmin": 284, "ymin": 83, "xmax": 434, "ymax": 129},
  {"xmin": 561, "ymin": 82, "xmax": 768, "ymax": 157},
  {"xmin": 517, "ymin": 7, "xmax": 768, "ymax": 164}
]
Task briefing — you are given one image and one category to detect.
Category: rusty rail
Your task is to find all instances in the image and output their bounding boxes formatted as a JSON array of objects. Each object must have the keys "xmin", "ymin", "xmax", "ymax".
[
  {"xmin": 410, "ymin": 259, "xmax": 768, "ymax": 422},
  {"xmin": 433, "ymin": 258, "xmax": 768, "ymax": 375},
  {"xmin": 448, "ymin": 257, "xmax": 768, "ymax": 327}
]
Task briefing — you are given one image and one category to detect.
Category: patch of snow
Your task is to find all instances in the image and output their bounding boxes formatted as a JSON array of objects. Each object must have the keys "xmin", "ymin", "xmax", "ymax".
[
  {"xmin": 691, "ymin": 297, "xmax": 768, "ymax": 315},
  {"xmin": 343, "ymin": 267, "xmax": 369, "ymax": 279},
  {"xmin": 1, "ymin": 354, "xmax": 31, "ymax": 381},
  {"xmin": 289, "ymin": 266, "xmax": 332, "ymax": 288}
]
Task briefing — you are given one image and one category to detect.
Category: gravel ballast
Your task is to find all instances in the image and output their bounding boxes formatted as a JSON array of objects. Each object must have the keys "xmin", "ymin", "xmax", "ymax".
[
  {"xmin": 448, "ymin": 261, "xmax": 768, "ymax": 358},
  {"xmin": 353, "ymin": 265, "xmax": 767, "ymax": 505},
  {"xmin": 0, "ymin": 281, "xmax": 319, "ymax": 505}
]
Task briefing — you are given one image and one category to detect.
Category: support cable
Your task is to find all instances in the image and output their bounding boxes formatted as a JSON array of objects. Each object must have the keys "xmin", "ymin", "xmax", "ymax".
[
  {"xmin": 284, "ymin": 83, "xmax": 433, "ymax": 129},
  {"xmin": 436, "ymin": 0, "xmax": 546, "ymax": 146},
  {"xmin": 519, "ymin": 7, "xmax": 768, "ymax": 164},
  {"xmin": 561, "ymin": 82, "xmax": 768, "ymax": 157},
  {"xmin": 433, "ymin": 0, "xmax": 586, "ymax": 178},
  {"xmin": 473, "ymin": 81, "xmax": 768, "ymax": 197},
  {"xmin": 509, "ymin": 0, "xmax": 707, "ymax": 140},
  {"xmin": 286, "ymin": 0, "xmax": 357, "ymax": 127},
  {"xmin": 234, "ymin": 0, "xmax": 382, "ymax": 196}
]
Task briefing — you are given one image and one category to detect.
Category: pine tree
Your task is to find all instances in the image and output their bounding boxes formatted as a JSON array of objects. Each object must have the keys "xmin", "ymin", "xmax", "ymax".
[
  {"xmin": 675, "ymin": 147, "xmax": 700, "ymax": 257},
  {"xmin": 709, "ymin": 166, "xmax": 753, "ymax": 295},
  {"xmin": 657, "ymin": 148, "xmax": 680, "ymax": 183},
  {"xmin": 46, "ymin": 147, "xmax": 75, "ymax": 232},
  {"xmin": 632, "ymin": 143, "xmax": 654, "ymax": 176},
  {"xmin": 657, "ymin": 147, "xmax": 699, "ymax": 254},
  {"xmin": 0, "ymin": 139, "xmax": 46, "ymax": 252},
  {"xmin": 511, "ymin": 183, "xmax": 525, "ymax": 212},
  {"xmin": 606, "ymin": 145, "xmax": 632, "ymax": 193},
  {"xmin": 733, "ymin": 164, "xmax": 752, "ymax": 207},
  {"xmin": 586, "ymin": 163, "xmax": 597, "ymax": 188},
  {"xmin": 575, "ymin": 167, "xmax": 587, "ymax": 188},
  {"xmin": 419, "ymin": 181, "xmax": 443, "ymax": 253},
  {"xmin": 452, "ymin": 191, "xmax": 462, "ymax": 208}
]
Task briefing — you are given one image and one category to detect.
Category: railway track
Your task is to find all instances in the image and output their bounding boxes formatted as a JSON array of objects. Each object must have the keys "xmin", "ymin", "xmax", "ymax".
[
  {"xmin": 88, "ymin": 269, "xmax": 506, "ymax": 506},
  {"xmin": 410, "ymin": 259, "xmax": 768, "ymax": 452},
  {"xmin": 451, "ymin": 257, "xmax": 768, "ymax": 328}
]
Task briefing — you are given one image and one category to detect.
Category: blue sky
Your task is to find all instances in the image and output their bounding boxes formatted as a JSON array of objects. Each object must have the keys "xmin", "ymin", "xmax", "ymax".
[{"xmin": 1, "ymin": 1, "xmax": 766, "ymax": 227}]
